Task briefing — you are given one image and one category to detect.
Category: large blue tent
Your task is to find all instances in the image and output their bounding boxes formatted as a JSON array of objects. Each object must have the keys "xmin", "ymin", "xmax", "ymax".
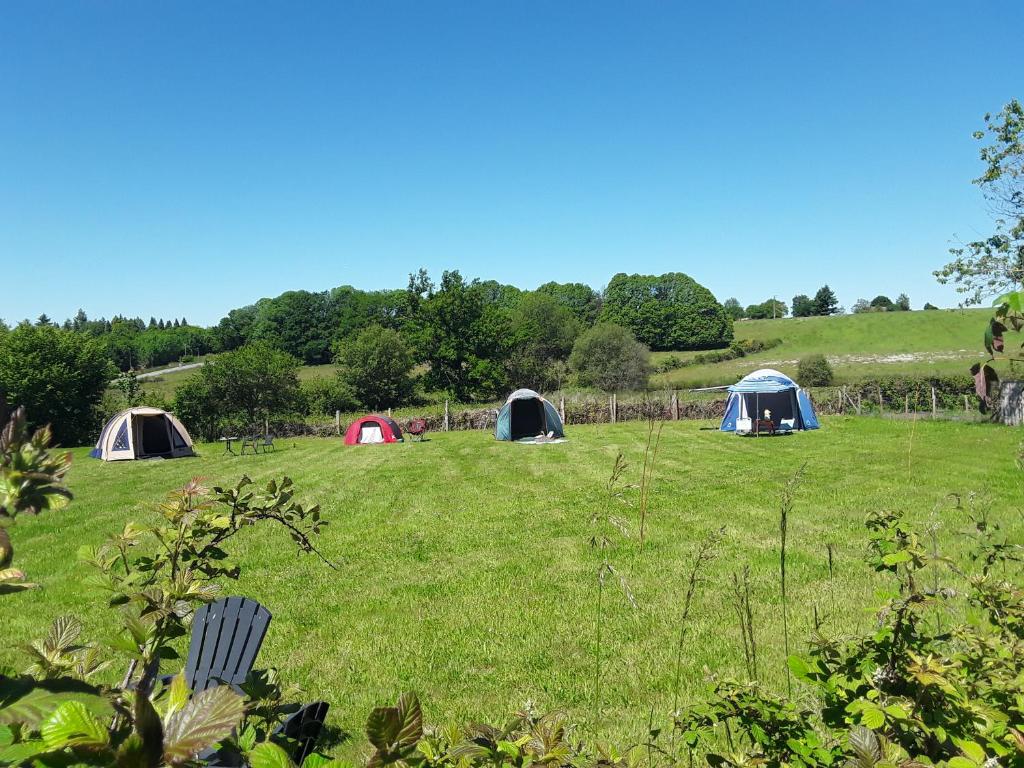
[
  {"xmin": 720, "ymin": 369, "xmax": 819, "ymax": 433},
  {"xmin": 495, "ymin": 389, "xmax": 564, "ymax": 441}
]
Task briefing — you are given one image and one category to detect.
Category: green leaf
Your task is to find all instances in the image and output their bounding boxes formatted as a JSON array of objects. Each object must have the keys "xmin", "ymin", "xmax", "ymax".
[
  {"xmin": 249, "ymin": 742, "xmax": 296, "ymax": 768},
  {"xmin": 860, "ymin": 705, "xmax": 885, "ymax": 730},
  {"xmin": 162, "ymin": 685, "xmax": 244, "ymax": 764},
  {"xmin": 366, "ymin": 707, "xmax": 400, "ymax": 751},
  {"xmin": 394, "ymin": 691, "xmax": 422, "ymax": 748},
  {"xmin": 133, "ymin": 690, "xmax": 164, "ymax": 768},
  {"xmin": 956, "ymin": 740, "xmax": 986, "ymax": 764},
  {"xmin": 881, "ymin": 551, "xmax": 911, "ymax": 566},
  {"xmin": 948, "ymin": 758, "xmax": 979, "ymax": 768},
  {"xmin": 0, "ymin": 739, "xmax": 50, "ymax": 764},
  {"xmin": 165, "ymin": 674, "xmax": 190, "ymax": 719},
  {"xmin": 115, "ymin": 732, "xmax": 150, "ymax": 768},
  {"xmin": 40, "ymin": 701, "xmax": 110, "ymax": 750},
  {"xmin": 787, "ymin": 655, "xmax": 810, "ymax": 679}
]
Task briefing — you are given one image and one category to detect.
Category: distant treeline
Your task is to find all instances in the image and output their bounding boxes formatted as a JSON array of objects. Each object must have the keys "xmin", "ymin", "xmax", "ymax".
[{"xmin": 8, "ymin": 270, "xmax": 734, "ymax": 374}]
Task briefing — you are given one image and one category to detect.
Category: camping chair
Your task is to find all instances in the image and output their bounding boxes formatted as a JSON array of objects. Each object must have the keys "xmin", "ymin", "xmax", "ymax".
[
  {"xmin": 260, "ymin": 434, "xmax": 275, "ymax": 452},
  {"xmin": 407, "ymin": 418, "xmax": 427, "ymax": 442},
  {"xmin": 180, "ymin": 596, "xmax": 273, "ymax": 694},
  {"xmin": 277, "ymin": 701, "xmax": 330, "ymax": 765},
  {"xmin": 240, "ymin": 435, "xmax": 261, "ymax": 455}
]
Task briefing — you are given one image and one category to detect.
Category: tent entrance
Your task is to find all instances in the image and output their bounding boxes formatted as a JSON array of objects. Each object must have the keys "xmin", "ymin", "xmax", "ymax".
[
  {"xmin": 358, "ymin": 424, "xmax": 384, "ymax": 443},
  {"xmin": 139, "ymin": 415, "xmax": 172, "ymax": 456},
  {"xmin": 509, "ymin": 399, "xmax": 545, "ymax": 440},
  {"xmin": 741, "ymin": 391, "xmax": 800, "ymax": 427}
]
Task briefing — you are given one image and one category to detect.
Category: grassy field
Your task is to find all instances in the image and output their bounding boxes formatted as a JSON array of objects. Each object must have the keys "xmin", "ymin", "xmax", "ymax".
[
  {"xmin": 4, "ymin": 417, "xmax": 1020, "ymax": 756},
  {"xmin": 652, "ymin": 308, "xmax": 991, "ymax": 388}
]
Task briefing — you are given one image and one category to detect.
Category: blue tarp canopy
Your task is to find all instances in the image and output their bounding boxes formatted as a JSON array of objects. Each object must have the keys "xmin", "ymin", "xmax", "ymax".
[{"xmin": 720, "ymin": 369, "xmax": 820, "ymax": 433}]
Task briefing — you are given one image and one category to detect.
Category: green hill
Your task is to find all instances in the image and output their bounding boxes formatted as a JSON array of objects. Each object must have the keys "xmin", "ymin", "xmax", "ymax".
[{"xmin": 652, "ymin": 308, "xmax": 991, "ymax": 388}]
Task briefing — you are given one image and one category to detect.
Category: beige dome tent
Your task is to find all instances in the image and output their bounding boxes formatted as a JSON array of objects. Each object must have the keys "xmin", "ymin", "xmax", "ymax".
[{"xmin": 91, "ymin": 407, "xmax": 195, "ymax": 461}]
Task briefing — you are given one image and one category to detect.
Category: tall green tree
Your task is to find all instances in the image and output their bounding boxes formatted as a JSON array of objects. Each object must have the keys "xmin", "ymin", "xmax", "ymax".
[
  {"xmin": 535, "ymin": 281, "xmax": 602, "ymax": 325},
  {"xmin": 335, "ymin": 325, "xmax": 416, "ymax": 409},
  {"xmin": 174, "ymin": 342, "xmax": 300, "ymax": 435},
  {"xmin": 0, "ymin": 324, "xmax": 113, "ymax": 445},
  {"xmin": 599, "ymin": 272, "xmax": 732, "ymax": 350},
  {"xmin": 936, "ymin": 99, "xmax": 1024, "ymax": 305},
  {"xmin": 417, "ymin": 270, "xmax": 509, "ymax": 401},
  {"xmin": 812, "ymin": 285, "xmax": 839, "ymax": 315},
  {"xmin": 505, "ymin": 292, "xmax": 581, "ymax": 391},
  {"xmin": 791, "ymin": 294, "xmax": 814, "ymax": 317},
  {"xmin": 722, "ymin": 297, "xmax": 745, "ymax": 321}
]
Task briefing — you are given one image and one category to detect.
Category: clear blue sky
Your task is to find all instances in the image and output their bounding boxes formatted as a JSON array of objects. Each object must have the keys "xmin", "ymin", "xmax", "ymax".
[{"xmin": 1, "ymin": 2, "xmax": 1021, "ymax": 326}]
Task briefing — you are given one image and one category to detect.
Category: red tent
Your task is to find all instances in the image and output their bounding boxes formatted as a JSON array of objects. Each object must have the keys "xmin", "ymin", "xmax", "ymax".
[{"xmin": 344, "ymin": 415, "xmax": 404, "ymax": 445}]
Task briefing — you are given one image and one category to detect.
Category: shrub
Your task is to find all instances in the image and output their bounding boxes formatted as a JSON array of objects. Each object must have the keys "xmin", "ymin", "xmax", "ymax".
[
  {"xmin": 797, "ymin": 354, "xmax": 833, "ymax": 386},
  {"xmin": 569, "ymin": 323, "xmax": 651, "ymax": 392},
  {"xmin": 335, "ymin": 324, "xmax": 416, "ymax": 410},
  {"xmin": 924, "ymin": 301, "xmax": 940, "ymax": 310},
  {"xmin": 173, "ymin": 342, "xmax": 301, "ymax": 438},
  {"xmin": 300, "ymin": 375, "xmax": 357, "ymax": 416},
  {"xmin": 0, "ymin": 323, "xmax": 114, "ymax": 446}
]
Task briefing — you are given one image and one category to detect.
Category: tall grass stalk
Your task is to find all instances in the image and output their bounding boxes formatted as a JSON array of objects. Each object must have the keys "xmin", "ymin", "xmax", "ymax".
[
  {"xmin": 826, "ymin": 542, "xmax": 836, "ymax": 628},
  {"xmin": 779, "ymin": 462, "xmax": 806, "ymax": 697},
  {"xmin": 592, "ymin": 453, "xmax": 638, "ymax": 734},
  {"xmin": 730, "ymin": 565, "xmax": 758, "ymax": 680},
  {"xmin": 670, "ymin": 526, "xmax": 724, "ymax": 740},
  {"xmin": 638, "ymin": 414, "xmax": 665, "ymax": 552}
]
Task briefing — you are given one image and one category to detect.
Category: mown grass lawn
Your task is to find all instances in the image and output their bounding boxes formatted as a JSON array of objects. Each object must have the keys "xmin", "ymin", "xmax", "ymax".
[{"xmin": 3, "ymin": 418, "xmax": 1020, "ymax": 755}]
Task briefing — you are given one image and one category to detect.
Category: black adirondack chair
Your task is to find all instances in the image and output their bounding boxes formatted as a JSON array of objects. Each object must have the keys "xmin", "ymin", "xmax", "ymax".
[
  {"xmin": 184, "ymin": 596, "xmax": 273, "ymax": 693},
  {"xmin": 278, "ymin": 701, "xmax": 330, "ymax": 765}
]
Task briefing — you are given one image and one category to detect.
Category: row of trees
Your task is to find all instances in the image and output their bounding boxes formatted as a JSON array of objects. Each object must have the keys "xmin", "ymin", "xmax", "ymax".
[
  {"xmin": 723, "ymin": 286, "xmax": 840, "ymax": 320},
  {"xmin": 850, "ymin": 294, "xmax": 913, "ymax": 313},
  {"xmin": 5, "ymin": 270, "xmax": 731, "ymax": 375},
  {"xmin": 173, "ymin": 320, "xmax": 654, "ymax": 439}
]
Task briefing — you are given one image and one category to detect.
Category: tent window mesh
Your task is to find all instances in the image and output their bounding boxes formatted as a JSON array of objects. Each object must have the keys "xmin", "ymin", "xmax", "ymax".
[{"xmin": 112, "ymin": 422, "xmax": 130, "ymax": 451}]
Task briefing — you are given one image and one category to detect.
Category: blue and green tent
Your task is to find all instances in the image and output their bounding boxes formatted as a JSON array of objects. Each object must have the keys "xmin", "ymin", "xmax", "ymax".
[
  {"xmin": 720, "ymin": 369, "xmax": 819, "ymax": 433},
  {"xmin": 495, "ymin": 389, "xmax": 564, "ymax": 441}
]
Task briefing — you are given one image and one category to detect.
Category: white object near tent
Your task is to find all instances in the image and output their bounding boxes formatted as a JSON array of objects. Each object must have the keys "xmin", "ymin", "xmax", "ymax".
[{"xmin": 91, "ymin": 407, "xmax": 195, "ymax": 461}]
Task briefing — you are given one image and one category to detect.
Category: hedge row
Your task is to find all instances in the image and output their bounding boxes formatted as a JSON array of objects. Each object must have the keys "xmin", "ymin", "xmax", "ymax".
[{"xmin": 257, "ymin": 374, "xmax": 979, "ymax": 438}]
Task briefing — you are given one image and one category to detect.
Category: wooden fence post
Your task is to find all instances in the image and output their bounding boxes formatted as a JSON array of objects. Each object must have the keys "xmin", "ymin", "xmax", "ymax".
[
  {"xmin": 671, "ymin": 391, "xmax": 679, "ymax": 421},
  {"xmin": 964, "ymin": 394, "xmax": 969, "ymax": 411},
  {"xmin": 931, "ymin": 387, "xmax": 937, "ymax": 418},
  {"xmin": 559, "ymin": 395, "xmax": 566, "ymax": 425},
  {"xmin": 335, "ymin": 410, "xmax": 341, "ymax": 436},
  {"xmin": 610, "ymin": 394, "xmax": 617, "ymax": 424},
  {"xmin": 905, "ymin": 394, "xmax": 909, "ymax": 414},
  {"xmin": 264, "ymin": 417, "xmax": 269, "ymax": 438},
  {"xmin": 444, "ymin": 400, "xmax": 450, "ymax": 431},
  {"xmin": 387, "ymin": 407, "xmax": 392, "ymax": 417}
]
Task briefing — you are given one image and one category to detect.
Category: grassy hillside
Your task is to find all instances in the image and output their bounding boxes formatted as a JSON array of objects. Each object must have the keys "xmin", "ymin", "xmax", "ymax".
[
  {"xmin": 653, "ymin": 308, "xmax": 990, "ymax": 388},
  {"xmin": 4, "ymin": 418, "xmax": 1019, "ymax": 755}
]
